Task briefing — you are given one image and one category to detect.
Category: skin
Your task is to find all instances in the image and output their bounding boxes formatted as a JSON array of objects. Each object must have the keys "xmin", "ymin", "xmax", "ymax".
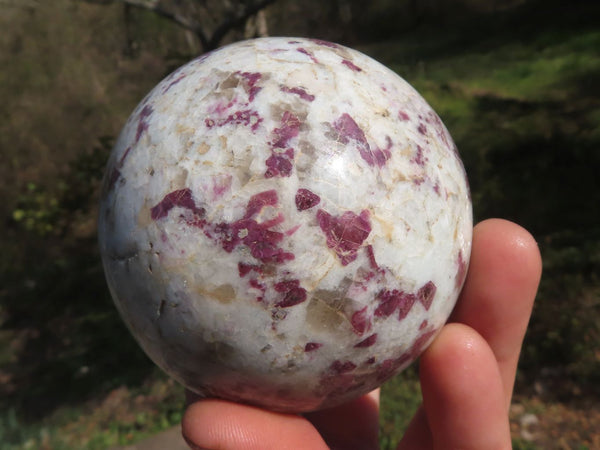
[{"xmin": 181, "ymin": 218, "xmax": 542, "ymax": 450}]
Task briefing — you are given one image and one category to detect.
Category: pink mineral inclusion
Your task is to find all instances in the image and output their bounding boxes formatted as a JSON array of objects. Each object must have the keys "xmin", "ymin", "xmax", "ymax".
[
  {"xmin": 150, "ymin": 188, "xmax": 204, "ymax": 220},
  {"xmin": 412, "ymin": 145, "xmax": 427, "ymax": 167},
  {"xmin": 296, "ymin": 47, "xmax": 319, "ymax": 63},
  {"xmin": 218, "ymin": 193, "xmax": 293, "ymax": 292},
  {"xmin": 250, "ymin": 278, "xmax": 267, "ymax": 302},
  {"xmin": 374, "ymin": 289, "xmax": 406, "ymax": 318},
  {"xmin": 332, "ymin": 113, "xmax": 391, "ymax": 167},
  {"xmin": 237, "ymin": 71, "xmax": 262, "ymax": 101},
  {"xmin": 238, "ymin": 262, "xmax": 259, "ymax": 277},
  {"xmin": 244, "ymin": 189, "xmax": 278, "ymax": 218},
  {"xmin": 410, "ymin": 328, "xmax": 437, "ymax": 358},
  {"xmin": 210, "ymin": 174, "xmax": 232, "ymax": 200},
  {"xmin": 316, "ymin": 208, "xmax": 371, "ymax": 266},
  {"xmin": 106, "ymin": 146, "xmax": 133, "ymax": 191},
  {"xmin": 341, "ymin": 59, "xmax": 362, "ymax": 72},
  {"xmin": 135, "ymin": 104, "xmax": 153, "ymax": 144},
  {"xmin": 417, "ymin": 281, "xmax": 437, "ymax": 311},
  {"xmin": 264, "ymin": 112, "xmax": 301, "ymax": 178},
  {"xmin": 365, "ymin": 244, "xmax": 380, "ymax": 271},
  {"xmin": 274, "ymin": 279, "xmax": 307, "ymax": 308},
  {"xmin": 151, "ymin": 189, "xmax": 294, "ymax": 266},
  {"xmin": 118, "ymin": 146, "xmax": 132, "ymax": 168},
  {"xmin": 272, "ymin": 111, "xmax": 300, "ymax": 148},
  {"xmin": 375, "ymin": 358, "xmax": 399, "ymax": 382},
  {"xmin": 423, "ymin": 110, "xmax": 452, "ymax": 150},
  {"xmin": 398, "ymin": 111, "xmax": 410, "ymax": 121},
  {"xmin": 374, "ymin": 327, "xmax": 438, "ymax": 383},
  {"xmin": 375, "ymin": 281, "xmax": 437, "ymax": 321},
  {"xmin": 280, "ymin": 86, "xmax": 315, "ymax": 102},
  {"xmin": 150, "ymin": 188, "xmax": 315, "ymax": 310},
  {"xmin": 107, "ymin": 168, "xmax": 121, "ymax": 191},
  {"xmin": 333, "ymin": 113, "xmax": 367, "ymax": 147},
  {"xmin": 304, "ymin": 342, "xmax": 323, "ymax": 352},
  {"xmin": 354, "ymin": 333, "xmax": 377, "ymax": 348},
  {"xmin": 162, "ymin": 73, "xmax": 186, "ymax": 93},
  {"xmin": 350, "ymin": 306, "xmax": 371, "ymax": 335},
  {"xmin": 205, "ymin": 109, "xmax": 262, "ymax": 132},
  {"xmin": 235, "ymin": 222, "xmax": 292, "ymax": 264},
  {"xmin": 265, "ymin": 152, "xmax": 294, "ymax": 178},
  {"xmin": 330, "ymin": 360, "xmax": 357, "ymax": 374},
  {"xmin": 309, "ymin": 39, "xmax": 340, "ymax": 48},
  {"xmin": 295, "ymin": 188, "xmax": 320, "ymax": 211}
]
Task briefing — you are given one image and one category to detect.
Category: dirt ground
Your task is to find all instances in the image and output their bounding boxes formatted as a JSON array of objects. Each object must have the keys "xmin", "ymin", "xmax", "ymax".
[
  {"xmin": 510, "ymin": 392, "xmax": 600, "ymax": 449},
  {"xmin": 109, "ymin": 426, "xmax": 188, "ymax": 450},
  {"xmin": 107, "ymin": 393, "xmax": 600, "ymax": 450},
  {"xmin": 112, "ymin": 399, "xmax": 600, "ymax": 450}
]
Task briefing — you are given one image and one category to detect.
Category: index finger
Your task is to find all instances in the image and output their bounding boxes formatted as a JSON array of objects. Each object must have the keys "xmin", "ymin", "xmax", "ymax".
[{"xmin": 449, "ymin": 218, "xmax": 542, "ymax": 408}]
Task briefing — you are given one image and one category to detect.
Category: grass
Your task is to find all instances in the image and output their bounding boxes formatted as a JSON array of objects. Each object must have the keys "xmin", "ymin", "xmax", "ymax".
[
  {"xmin": 512, "ymin": 439, "xmax": 539, "ymax": 450},
  {"xmin": 379, "ymin": 369, "xmax": 421, "ymax": 449},
  {"xmin": 370, "ymin": 22, "xmax": 600, "ymax": 242},
  {"xmin": 0, "ymin": 372, "xmax": 185, "ymax": 450},
  {"xmin": 367, "ymin": 2, "xmax": 600, "ymax": 446}
]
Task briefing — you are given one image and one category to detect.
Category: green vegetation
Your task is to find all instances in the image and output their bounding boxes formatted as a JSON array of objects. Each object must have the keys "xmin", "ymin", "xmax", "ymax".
[
  {"xmin": 1, "ymin": 0, "xmax": 598, "ymax": 448},
  {"xmin": 371, "ymin": 4, "xmax": 600, "ymax": 446},
  {"xmin": 0, "ymin": 373, "xmax": 184, "ymax": 449},
  {"xmin": 379, "ymin": 368, "xmax": 421, "ymax": 449}
]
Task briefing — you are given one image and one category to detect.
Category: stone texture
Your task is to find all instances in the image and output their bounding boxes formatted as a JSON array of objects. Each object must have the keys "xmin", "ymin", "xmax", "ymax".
[{"xmin": 98, "ymin": 37, "xmax": 472, "ymax": 412}]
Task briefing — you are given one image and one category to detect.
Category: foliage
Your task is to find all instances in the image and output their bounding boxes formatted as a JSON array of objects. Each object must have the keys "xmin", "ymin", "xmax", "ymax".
[
  {"xmin": 11, "ymin": 137, "xmax": 111, "ymax": 238},
  {"xmin": 512, "ymin": 438, "xmax": 539, "ymax": 450},
  {"xmin": 362, "ymin": 0, "xmax": 600, "ymax": 391},
  {"xmin": 379, "ymin": 368, "xmax": 421, "ymax": 449},
  {"xmin": 0, "ymin": 374, "xmax": 184, "ymax": 449},
  {"xmin": 83, "ymin": 0, "xmax": 275, "ymax": 53}
]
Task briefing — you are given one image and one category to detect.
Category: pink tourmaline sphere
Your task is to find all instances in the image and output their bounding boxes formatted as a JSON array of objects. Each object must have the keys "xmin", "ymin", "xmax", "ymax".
[{"xmin": 98, "ymin": 37, "xmax": 472, "ymax": 412}]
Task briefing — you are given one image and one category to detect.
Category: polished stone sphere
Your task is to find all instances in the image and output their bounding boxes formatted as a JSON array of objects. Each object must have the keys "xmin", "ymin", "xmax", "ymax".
[{"xmin": 98, "ymin": 37, "xmax": 472, "ymax": 412}]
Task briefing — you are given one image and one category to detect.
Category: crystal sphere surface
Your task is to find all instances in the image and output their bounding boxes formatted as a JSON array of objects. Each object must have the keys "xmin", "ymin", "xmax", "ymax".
[{"xmin": 98, "ymin": 37, "xmax": 472, "ymax": 412}]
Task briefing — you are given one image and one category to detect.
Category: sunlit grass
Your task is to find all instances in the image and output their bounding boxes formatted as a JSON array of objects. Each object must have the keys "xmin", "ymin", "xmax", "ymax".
[
  {"xmin": 382, "ymin": 28, "xmax": 600, "ymax": 100},
  {"xmin": 369, "ymin": 8, "xmax": 600, "ymax": 449},
  {"xmin": 379, "ymin": 368, "xmax": 421, "ymax": 449},
  {"xmin": 0, "ymin": 373, "xmax": 185, "ymax": 450}
]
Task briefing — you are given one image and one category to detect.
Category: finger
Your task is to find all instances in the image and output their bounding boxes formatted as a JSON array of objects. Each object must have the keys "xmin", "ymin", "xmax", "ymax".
[
  {"xmin": 450, "ymin": 218, "xmax": 542, "ymax": 407},
  {"xmin": 304, "ymin": 390, "xmax": 380, "ymax": 450},
  {"xmin": 182, "ymin": 399, "xmax": 329, "ymax": 450},
  {"xmin": 400, "ymin": 324, "xmax": 512, "ymax": 450},
  {"xmin": 398, "ymin": 219, "xmax": 540, "ymax": 448},
  {"xmin": 397, "ymin": 406, "xmax": 432, "ymax": 450}
]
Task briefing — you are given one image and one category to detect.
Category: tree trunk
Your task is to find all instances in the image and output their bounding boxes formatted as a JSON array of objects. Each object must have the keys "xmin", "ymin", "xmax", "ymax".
[
  {"xmin": 244, "ymin": 9, "xmax": 269, "ymax": 39},
  {"xmin": 122, "ymin": 3, "xmax": 137, "ymax": 57}
]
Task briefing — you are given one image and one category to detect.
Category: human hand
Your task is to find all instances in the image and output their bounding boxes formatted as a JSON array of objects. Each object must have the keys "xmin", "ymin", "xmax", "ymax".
[{"xmin": 181, "ymin": 218, "xmax": 542, "ymax": 449}]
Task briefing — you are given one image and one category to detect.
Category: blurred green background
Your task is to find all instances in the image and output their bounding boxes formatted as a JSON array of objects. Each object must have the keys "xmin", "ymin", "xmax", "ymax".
[{"xmin": 1, "ymin": 0, "xmax": 598, "ymax": 448}]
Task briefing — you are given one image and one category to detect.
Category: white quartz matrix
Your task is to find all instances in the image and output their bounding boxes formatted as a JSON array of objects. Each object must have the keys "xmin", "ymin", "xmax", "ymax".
[{"xmin": 98, "ymin": 37, "xmax": 472, "ymax": 412}]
